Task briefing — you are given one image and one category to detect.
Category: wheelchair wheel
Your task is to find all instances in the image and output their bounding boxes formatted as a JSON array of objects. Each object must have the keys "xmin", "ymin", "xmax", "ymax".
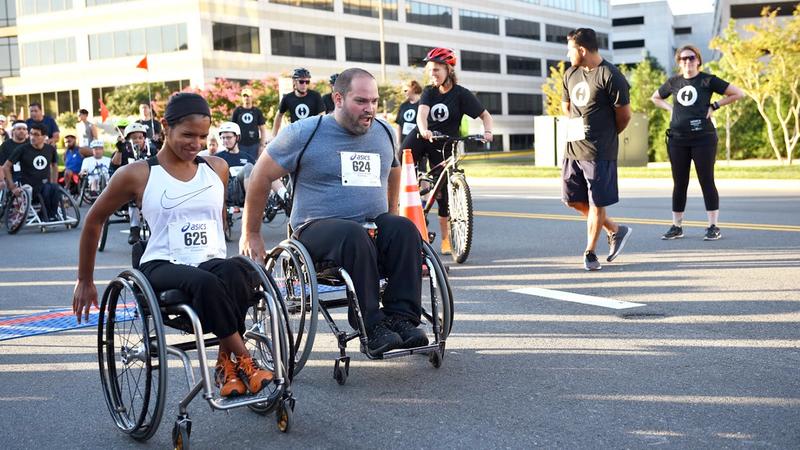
[
  {"xmin": 56, "ymin": 186, "xmax": 81, "ymax": 229},
  {"xmin": 421, "ymin": 241, "xmax": 453, "ymax": 340},
  {"xmin": 266, "ymin": 241, "xmax": 318, "ymax": 377},
  {"xmin": 5, "ymin": 189, "xmax": 30, "ymax": 234},
  {"xmin": 447, "ymin": 172, "xmax": 473, "ymax": 264},
  {"xmin": 224, "ymin": 212, "xmax": 234, "ymax": 242},
  {"xmin": 98, "ymin": 216, "xmax": 110, "ymax": 251},
  {"xmin": 97, "ymin": 269, "xmax": 167, "ymax": 441},
  {"xmin": 78, "ymin": 177, "xmax": 89, "ymax": 207}
]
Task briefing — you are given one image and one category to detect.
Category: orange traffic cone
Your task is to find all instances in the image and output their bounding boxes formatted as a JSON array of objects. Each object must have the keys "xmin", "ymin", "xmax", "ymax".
[{"xmin": 399, "ymin": 149, "xmax": 429, "ymax": 242}]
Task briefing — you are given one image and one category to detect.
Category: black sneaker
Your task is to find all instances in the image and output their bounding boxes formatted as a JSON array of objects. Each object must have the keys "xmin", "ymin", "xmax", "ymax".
[
  {"xmin": 386, "ymin": 316, "xmax": 429, "ymax": 348},
  {"xmin": 584, "ymin": 251, "xmax": 602, "ymax": 271},
  {"xmin": 128, "ymin": 226, "xmax": 141, "ymax": 245},
  {"xmin": 607, "ymin": 225, "xmax": 632, "ymax": 262},
  {"xmin": 704, "ymin": 225, "xmax": 722, "ymax": 241},
  {"xmin": 661, "ymin": 225, "xmax": 684, "ymax": 240},
  {"xmin": 365, "ymin": 320, "xmax": 403, "ymax": 356}
]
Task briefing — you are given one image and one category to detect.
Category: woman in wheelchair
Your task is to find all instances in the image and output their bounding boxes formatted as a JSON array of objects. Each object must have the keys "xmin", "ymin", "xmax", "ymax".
[{"xmin": 73, "ymin": 93, "xmax": 273, "ymax": 398}]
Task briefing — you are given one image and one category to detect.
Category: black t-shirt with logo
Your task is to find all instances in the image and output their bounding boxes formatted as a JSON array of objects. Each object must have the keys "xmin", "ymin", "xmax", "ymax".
[
  {"xmin": 322, "ymin": 93, "xmax": 335, "ymax": 114},
  {"xmin": 419, "ymin": 84, "xmax": 485, "ymax": 138},
  {"xmin": 231, "ymin": 106, "xmax": 266, "ymax": 147},
  {"xmin": 279, "ymin": 91, "xmax": 324, "ymax": 123},
  {"xmin": 395, "ymin": 100, "xmax": 420, "ymax": 140},
  {"xmin": 8, "ymin": 143, "xmax": 57, "ymax": 187},
  {"xmin": 0, "ymin": 139, "xmax": 26, "ymax": 166},
  {"xmin": 658, "ymin": 72, "xmax": 729, "ymax": 137},
  {"xmin": 217, "ymin": 150, "xmax": 256, "ymax": 168},
  {"xmin": 562, "ymin": 59, "xmax": 630, "ymax": 161},
  {"xmin": 136, "ymin": 119, "xmax": 162, "ymax": 142}
]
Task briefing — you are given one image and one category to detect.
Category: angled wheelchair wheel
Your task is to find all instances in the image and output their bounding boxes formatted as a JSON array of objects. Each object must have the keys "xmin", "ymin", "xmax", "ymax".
[
  {"xmin": 56, "ymin": 186, "xmax": 81, "ymax": 229},
  {"xmin": 266, "ymin": 240, "xmax": 318, "ymax": 377},
  {"xmin": 421, "ymin": 241, "xmax": 453, "ymax": 340},
  {"xmin": 98, "ymin": 216, "xmax": 110, "ymax": 252},
  {"xmin": 5, "ymin": 189, "xmax": 30, "ymax": 234},
  {"xmin": 448, "ymin": 172, "xmax": 473, "ymax": 264},
  {"xmin": 97, "ymin": 269, "xmax": 167, "ymax": 441}
]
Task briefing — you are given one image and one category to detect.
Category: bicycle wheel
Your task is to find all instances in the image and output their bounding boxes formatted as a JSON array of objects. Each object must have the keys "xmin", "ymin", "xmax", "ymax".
[{"xmin": 447, "ymin": 172, "xmax": 473, "ymax": 264}]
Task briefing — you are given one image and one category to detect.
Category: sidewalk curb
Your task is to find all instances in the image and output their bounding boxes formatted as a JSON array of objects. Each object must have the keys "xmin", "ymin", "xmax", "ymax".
[{"xmin": 466, "ymin": 177, "xmax": 800, "ymax": 191}]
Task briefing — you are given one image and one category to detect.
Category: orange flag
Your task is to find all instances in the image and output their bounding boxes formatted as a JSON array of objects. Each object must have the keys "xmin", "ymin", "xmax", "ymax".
[
  {"xmin": 99, "ymin": 98, "xmax": 109, "ymax": 123},
  {"xmin": 136, "ymin": 55, "xmax": 148, "ymax": 71}
]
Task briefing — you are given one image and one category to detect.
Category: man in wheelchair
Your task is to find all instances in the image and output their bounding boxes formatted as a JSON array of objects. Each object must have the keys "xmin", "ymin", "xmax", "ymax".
[
  {"xmin": 112, "ymin": 122, "xmax": 158, "ymax": 244},
  {"xmin": 241, "ymin": 68, "xmax": 427, "ymax": 356},
  {"xmin": 73, "ymin": 93, "xmax": 273, "ymax": 398},
  {"xmin": 79, "ymin": 140, "xmax": 111, "ymax": 196},
  {"xmin": 2, "ymin": 123, "xmax": 61, "ymax": 221},
  {"xmin": 216, "ymin": 121, "xmax": 255, "ymax": 208}
]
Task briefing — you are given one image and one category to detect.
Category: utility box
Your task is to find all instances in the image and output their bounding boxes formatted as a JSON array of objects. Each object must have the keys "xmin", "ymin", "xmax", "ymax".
[{"xmin": 618, "ymin": 112, "xmax": 649, "ymax": 167}]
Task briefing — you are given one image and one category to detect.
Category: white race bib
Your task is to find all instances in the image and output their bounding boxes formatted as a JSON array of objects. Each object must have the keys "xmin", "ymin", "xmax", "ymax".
[
  {"xmin": 402, "ymin": 122, "xmax": 416, "ymax": 136},
  {"xmin": 566, "ymin": 117, "xmax": 586, "ymax": 142},
  {"xmin": 340, "ymin": 152, "xmax": 381, "ymax": 187},
  {"xmin": 168, "ymin": 219, "xmax": 219, "ymax": 266}
]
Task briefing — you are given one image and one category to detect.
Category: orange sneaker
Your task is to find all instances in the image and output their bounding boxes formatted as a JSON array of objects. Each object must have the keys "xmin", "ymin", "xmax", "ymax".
[
  {"xmin": 216, "ymin": 353, "xmax": 246, "ymax": 398},
  {"xmin": 440, "ymin": 237, "xmax": 452, "ymax": 255},
  {"xmin": 237, "ymin": 355, "xmax": 274, "ymax": 394}
]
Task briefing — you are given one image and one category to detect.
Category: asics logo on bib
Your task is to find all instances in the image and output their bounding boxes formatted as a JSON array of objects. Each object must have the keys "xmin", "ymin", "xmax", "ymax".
[
  {"xmin": 403, "ymin": 109, "xmax": 416, "ymax": 122},
  {"xmin": 160, "ymin": 185, "xmax": 214, "ymax": 210},
  {"xmin": 241, "ymin": 112, "xmax": 254, "ymax": 124},
  {"xmin": 676, "ymin": 86, "xmax": 698, "ymax": 106},
  {"xmin": 33, "ymin": 155, "xmax": 48, "ymax": 170},
  {"xmin": 180, "ymin": 222, "xmax": 207, "ymax": 232},
  {"xmin": 430, "ymin": 104, "xmax": 449, "ymax": 122},
  {"xmin": 295, "ymin": 104, "xmax": 310, "ymax": 119},
  {"xmin": 571, "ymin": 82, "xmax": 590, "ymax": 107}
]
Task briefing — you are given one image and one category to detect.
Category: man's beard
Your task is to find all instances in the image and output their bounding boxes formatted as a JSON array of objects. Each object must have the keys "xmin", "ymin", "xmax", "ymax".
[{"xmin": 346, "ymin": 111, "xmax": 374, "ymax": 135}]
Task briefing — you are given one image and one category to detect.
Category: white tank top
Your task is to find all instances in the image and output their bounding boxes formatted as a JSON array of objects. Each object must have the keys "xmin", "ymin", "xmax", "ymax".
[{"xmin": 139, "ymin": 157, "xmax": 227, "ymax": 266}]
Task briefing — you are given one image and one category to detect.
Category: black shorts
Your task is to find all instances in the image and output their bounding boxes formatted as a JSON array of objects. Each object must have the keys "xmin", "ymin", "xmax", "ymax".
[{"xmin": 561, "ymin": 158, "xmax": 619, "ymax": 207}]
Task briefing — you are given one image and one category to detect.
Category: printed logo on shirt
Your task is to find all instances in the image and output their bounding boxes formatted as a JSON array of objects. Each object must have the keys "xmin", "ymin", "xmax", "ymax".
[
  {"xmin": 32, "ymin": 155, "xmax": 48, "ymax": 171},
  {"xmin": 571, "ymin": 81, "xmax": 591, "ymax": 108},
  {"xmin": 676, "ymin": 86, "xmax": 698, "ymax": 106},
  {"xmin": 241, "ymin": 112, "xmax": 254, "ymax": 124},
  {"xmin": 295, "ymin": 104, "xmax": 310, "ymax": 119},
  {"xmin": 430, "ymin": 104, "xmax": 449, "ymax": 122},
  {"xmin": 402, "ymin": 108, "xmax": 416, "ymax": 122},
  {"xmin": 160, "ymin": 185, "xmax": 214, "ymax": 210}
]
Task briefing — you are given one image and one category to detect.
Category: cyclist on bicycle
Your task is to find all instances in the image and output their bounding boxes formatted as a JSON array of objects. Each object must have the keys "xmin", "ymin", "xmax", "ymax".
[
  {"xmin": 112, "ymin": 122, "xmax": 157, "ymax": 244},
  {"xmin": 80, "ymin": 140, "xmax": 111, "ymax": 195},
  {"xmin": 401, "ymin": 47, "xmax": 494, "ymax": 255}
]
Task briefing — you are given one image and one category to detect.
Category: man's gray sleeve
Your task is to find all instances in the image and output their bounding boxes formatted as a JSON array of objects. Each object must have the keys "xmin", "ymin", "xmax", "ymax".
[{"xmin": 266, "ymin": 121, "xmax": 304, "ymax": 173}]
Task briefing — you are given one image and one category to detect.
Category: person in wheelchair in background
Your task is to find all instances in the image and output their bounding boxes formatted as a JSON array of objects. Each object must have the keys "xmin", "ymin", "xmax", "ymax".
[
  {"xmin": 79, "ymin": 140, "xmax": 111, "ymax": 198},
  {"xmin": 241, "ymin": 68, "xmax": 427, "ymax": 357},
  {"xmin": 112, "ymin": 122, "xmax": 158, "ymax": 244},
  {"xmin": 2, "ymin": 123, "xmax": 61, "ymax": 221},
  {"xmin": 73, "ymin": 92, "xmax": 274, "ymax": 398},
  {"xmin": 216, "ymin": 121, "xmax": 255, "ymax": 207}
]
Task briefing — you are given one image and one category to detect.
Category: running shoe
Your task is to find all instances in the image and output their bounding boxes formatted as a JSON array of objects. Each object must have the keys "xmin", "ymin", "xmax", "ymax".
[
  {"xmin": 607, "ymin": 225, "xmax": 632, "ymax": 262},
  {"xmin": 440, "ymin": 237, "xmax": 452, "ymax": 255},
  {"xmin": 661, "ymin": 225, "xmax": 684, "ymax": 240},
  {"xmin": 704, "ymin": 225, "xmax": 722, "ymax": 241},
  {"xmin": 584, "ymin": 251, "xmax": 602, "ymax": 271},
  {"xmin": 215, "ymin": 353, "xmax": 246, "ymax": 398},
  {"xmin": 386, "ymin": 316, "xmax": 428, "ymax": 348},
  {"xmin": 365, "ymin": 320, "xmax": 403, "ymax": 356},
  {"xmin": 237, "ymin": 355, "xmax": 273, "ymax": 394}
]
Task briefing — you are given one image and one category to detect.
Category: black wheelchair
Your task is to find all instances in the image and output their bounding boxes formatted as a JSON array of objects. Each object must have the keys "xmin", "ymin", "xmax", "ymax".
[
  {"xmin": 225, "ymin": 172, "xmax": 292, "ymax": 242},
  {"xmin": 98, "ymin": 203, "xmax": 150, "ymax": 252},
  {"xmin": 97, "ymin": 248, "xmax": 296, "ymax": 448},
  {"xmin": 77, "ymin": 166, "xmax": 109, "ymax": 207},
  {"xmin": 4, "ymin": 184, "xmax": 80, "ymax": 234},
  {"xmin": 266, "ymin": 223, "xmax": 454, "ymax": 385}
]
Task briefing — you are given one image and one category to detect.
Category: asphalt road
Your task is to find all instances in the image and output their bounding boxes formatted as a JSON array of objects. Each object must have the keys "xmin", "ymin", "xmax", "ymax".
[{"xmin": 0, "ymin": 178, "xmax": 798, "ymax": 449}]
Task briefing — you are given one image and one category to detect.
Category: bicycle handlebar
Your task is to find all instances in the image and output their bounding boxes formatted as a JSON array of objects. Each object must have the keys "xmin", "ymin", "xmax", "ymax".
[{"xmin": 418, "ymin": 131, "xmax": 488, "ymax": 143}]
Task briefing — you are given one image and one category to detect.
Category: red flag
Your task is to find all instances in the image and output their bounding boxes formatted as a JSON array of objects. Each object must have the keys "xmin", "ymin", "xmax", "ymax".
[
  {"xmin": 99, "ymin": 98, "xmax": 109, "ymax": 123},
  {"xmin": 136, "ymin": 55, "xmax": 148, "ymax": 71}
]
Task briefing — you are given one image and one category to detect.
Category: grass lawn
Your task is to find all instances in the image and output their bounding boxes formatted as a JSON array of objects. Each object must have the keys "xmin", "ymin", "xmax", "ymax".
[{"xmin": 461, "ymin": 152, "xmax": 800, "ymax": 179}]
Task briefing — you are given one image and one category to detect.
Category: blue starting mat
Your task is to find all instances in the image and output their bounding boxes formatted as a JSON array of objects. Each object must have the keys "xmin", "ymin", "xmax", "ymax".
[{"xmin": 0, "ymin": 304, "xmax": 136, "ymax": 342}]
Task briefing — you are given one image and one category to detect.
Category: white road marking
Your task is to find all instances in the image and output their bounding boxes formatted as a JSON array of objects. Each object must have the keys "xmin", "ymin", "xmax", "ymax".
[{"xmin": 511, "ymin": 287, "xmax": 645, "ymax": 310}]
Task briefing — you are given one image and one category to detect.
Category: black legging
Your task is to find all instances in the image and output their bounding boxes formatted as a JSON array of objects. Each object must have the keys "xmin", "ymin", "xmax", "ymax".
[
  {"xmin": 32, "ymin": 182, "xmax": 61, "ymax": 220},
  {"xmin": 400, "ymin": 133, "xmax": 449, "ymax": 217},
  {"xmin": 667, "ymin": 134, "xmax": 719, "ymax": 212}
]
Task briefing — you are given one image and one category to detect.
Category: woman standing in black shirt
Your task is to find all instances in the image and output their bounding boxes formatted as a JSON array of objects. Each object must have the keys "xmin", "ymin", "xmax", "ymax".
[
  {"xmin": 395, "ymin": 79, "xmax": 422, "ymax": 147},
  {"xmin": 651, "ymin": 45, "xmax": 743, "ymax": 241}
]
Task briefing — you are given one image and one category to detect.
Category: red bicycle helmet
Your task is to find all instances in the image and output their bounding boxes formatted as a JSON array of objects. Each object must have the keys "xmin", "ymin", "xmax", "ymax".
[{"xmin": 424, "ymin": 47, "xmax": 457, "ymax": 66}]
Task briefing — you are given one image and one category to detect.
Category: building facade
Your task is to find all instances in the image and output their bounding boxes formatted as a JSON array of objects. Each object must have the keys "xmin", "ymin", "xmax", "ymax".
[{"xmin": 0, "ymin": 0, "xmax": 612, "ymax": 151}]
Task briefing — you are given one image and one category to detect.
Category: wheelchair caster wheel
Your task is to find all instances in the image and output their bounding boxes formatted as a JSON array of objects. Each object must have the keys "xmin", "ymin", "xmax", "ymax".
[
  {"xmin": 429, "ymin": 351, "xmax": 442, "ymax": 368},
  {"xmin": 276, "ymin": 402, "xmax": 292, "ymax": 433},
  {"xmin": 334, "ymin": 365, "xmax": 348, "ymax": 385},
  {"xmin": 172, "ymin": 417, "xmax": 192, "ymax": 450}
]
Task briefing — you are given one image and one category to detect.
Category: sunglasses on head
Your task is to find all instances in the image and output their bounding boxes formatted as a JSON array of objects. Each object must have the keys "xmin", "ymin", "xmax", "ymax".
[
  {"xmin": 296, "ymin": 80, "xmax": 310, "ymax": 85},
  {"xmin": 679, "ymin": 55, "xmax": 697, "ymax": 62}
]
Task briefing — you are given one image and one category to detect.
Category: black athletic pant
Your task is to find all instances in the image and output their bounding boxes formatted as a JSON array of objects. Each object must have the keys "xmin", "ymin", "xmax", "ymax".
[
  {"xmin": 401, "ymin": 133, "xmax": 449, "ymax": 217},
  {"xmin": 140, "ymin": 258, "xmax": 258, "ymax": 338},
  {"xmin": 296, "ymin": 213, "xmax": 423, "ymax": 330},
  {"xmin": 667, "ymin": 134, "xmax": 720, "ymax": 212},
  {"xmin": 31, "ymin": 182, "xmax": 61, "ymax": 220}
]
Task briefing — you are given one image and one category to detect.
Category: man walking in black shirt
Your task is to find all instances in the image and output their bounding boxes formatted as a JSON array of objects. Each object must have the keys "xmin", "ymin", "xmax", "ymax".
[
  {"xmin": 231, "ymin": 88, "xmax": 267, "ymax": 160},
  {"xmin": 272, "ymin": 68, "xmax": 324, "ymax": 137}
]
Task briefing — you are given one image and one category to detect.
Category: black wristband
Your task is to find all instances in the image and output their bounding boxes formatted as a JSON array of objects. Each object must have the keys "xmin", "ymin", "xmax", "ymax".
[{"xmin": 712, "ymin": 101, "xmax": 720, "ymax": 110}]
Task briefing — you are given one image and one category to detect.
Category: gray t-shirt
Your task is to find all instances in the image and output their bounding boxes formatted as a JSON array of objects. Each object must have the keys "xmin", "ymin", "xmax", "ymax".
[{"xmin": 268, "ymin": 115, "xmax": 398, "ymax": 230}]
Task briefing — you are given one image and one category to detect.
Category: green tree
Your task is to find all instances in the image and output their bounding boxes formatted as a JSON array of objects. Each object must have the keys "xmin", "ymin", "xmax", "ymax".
[
  {"xmin": 711, "ymin": 6, "xmax": 800, "ymax": 164},
  {"xmin": 541, "ymin": 61, "xmax": 566, "ymax": 116},
  {"xmin": 182, "ymin": 77, "xmax": 281, "ymax": 127},
  {"xmin": 56, "ymin": 111, "xmax": 78, "ymax": 129},
  {"xmin": 620, "ymin": 55, "xmax": 670, "ymax": 161},
  {"xmin": 104, "ymin": 83, "xmax": 172, "ymax": 117}
]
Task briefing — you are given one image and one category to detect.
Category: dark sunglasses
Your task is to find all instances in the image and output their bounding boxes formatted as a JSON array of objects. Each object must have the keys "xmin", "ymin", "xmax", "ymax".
[
  {"xmin": 296, "ymin": 80, "xmax": 310, "ymax": 85},
  {"xmin": 679, "ymin": 55, "xmax": 697, "ymax": 62}
]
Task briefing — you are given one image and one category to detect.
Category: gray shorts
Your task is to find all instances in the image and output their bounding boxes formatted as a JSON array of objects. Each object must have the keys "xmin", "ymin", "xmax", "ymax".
[{"xmin": 561, "ymin": 158, "xmax": 619, "ymax": 207}]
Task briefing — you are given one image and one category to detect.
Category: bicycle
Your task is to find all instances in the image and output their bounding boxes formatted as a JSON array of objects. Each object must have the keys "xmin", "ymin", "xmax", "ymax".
[{"xmin": 416, "ymin": 132, "xmax": 485, "ymax": 264}]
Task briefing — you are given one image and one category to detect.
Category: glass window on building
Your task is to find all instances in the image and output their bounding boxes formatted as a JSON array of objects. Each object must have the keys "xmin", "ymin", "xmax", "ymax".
[
  {"xmin": 510, "ymin": 134, "xmax": 535, "ymax": 150},
  {"xmin": 612, "ymin": 16, "xmax": 644, "ymax": 26},
  {"xmin": 407, "ymin": 44, "xmax": 432, "ymax": 67},
  {"xmin": 540, "ymin": 0, "xmax": 576, "ymax": 11},
  {"xmin": 0, "ymin": 37, "xmax": 19, "ymax": 77},
  {"xmin": 271, "ymin": 29, "xmax": 336, "ymax": 60},
  {"xmin": 506, "ymin": 18, "xmax": 540, "ymax": 40},
  {"xmin": 343, "ymin": 0, "xmax": 397, "ymax": 20},
  {"xmin": 19, "ymin": 0, "xmax": 72, "ymax": 15},
  {"xmin": 596, "ymin": 32, "xmax": 609, "ymax": 50},
  {"xmin": 508, "ymin": 93, "xmax": 543, "ymax": 115},
  {"xmin": 459, "ymin": 9, "xmax": 499, "ymax": 35},
  {"xmin": 546, "ymin": 59, "xmax": 568, "ymax": 73},
  {"xmin": 9, "ymin": 89, "xmax": 80, "ymax": 117},
  {"xmin": 406, "ymin": 1, "xmax": 452, "ymax": 28},
  {"xmin": 507, "ymin": 55, "xmax": 541, "ymax": 76},
  {"xmin": 578, "ymin": 0, "xmax": 607, "ymax": 17},
  {"xmin": 212, "ymin": 23, "xmax": 260, "ymax": 54},
  {"xmin": 0, "ymin": 0, "xmax": 17, "ymax": 26},
  {"xmin": 461, "ymin": 50, "xmax": 500, "ymax": 73},
  {"xmin": 87, "ymin": 0, "xmax": 136, "ymax": 5},
  {"xmin": 271, "ymin": 0, "xmax": 334, "ymax": 12},
  {"xmin": 22, "ymin": 38, "xmax": 76, "ymax": 67},
  {"xmin": 345, "ymin": 38, "xmax": 399, "ymax": 65},
  {"xmin": 475, "ymin": 92, "xmax": 502, "ymax": 114},
  {"xmin": 545, "ymin": 24, "xmax": 572, "ymax": 44},
  {"xmin": 612, "ymin": 39, "xmax": 644, "ymax": 50},
  {"xmin": 89, "ymin": 24, "xmax": 188, "ymax": 60}
]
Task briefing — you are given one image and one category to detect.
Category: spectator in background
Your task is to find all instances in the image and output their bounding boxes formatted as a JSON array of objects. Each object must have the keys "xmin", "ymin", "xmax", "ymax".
[
  {"xmin": 136, "ymin": 102, "xmax": 163, "ymax": 149},
  {"xmin": 76, "ymin": 109, "xmax": 98, "ymax": 150},
  {"xmin": 26, "ymin": 102, "xmax": 60, "ymax": 145},
  {"xmin": 61, "ymin": 134, "xmax": 88, "ymax": 193},
  {"xmin": 231, "ymin": 88, "xmax": 267, "ymax": 160},
  {"xmin": 7, "ymin": 113, "xmax": 17, "ymax": 122},
  {"xmin": 0, "ymin": 121, "xmax": 28, "ymax": 186},
  {"xmin": 395, "ymin": 80, "xmax": 422, "ymax": 148},
  {"xmin": 199, "ymin": 134, "xmax": 219, "ymax": 157},
  {"xmin": 322, "ymin": 73, "xmax": 338, "ymax": 114},
  {"xmin": 0, "ymin": 114, "xmax": 7, "ymax": 143}
]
